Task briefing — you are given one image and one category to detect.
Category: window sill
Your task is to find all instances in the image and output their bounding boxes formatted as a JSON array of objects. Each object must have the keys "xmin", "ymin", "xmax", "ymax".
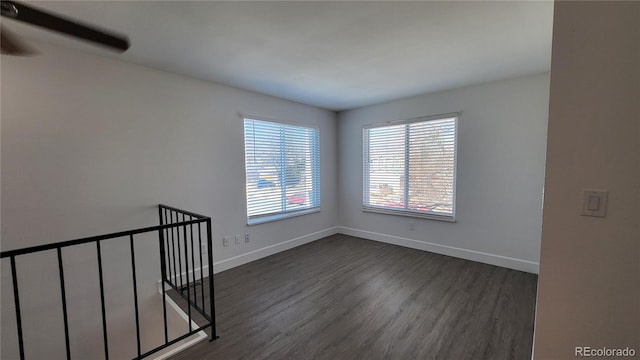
[
  {"xmin": 247, "ymin": 207, "xmax": 321, "ymax": 226},
  {"xmin": 362, "ymin": 206, "xmax": 455, "ymax": 222}
]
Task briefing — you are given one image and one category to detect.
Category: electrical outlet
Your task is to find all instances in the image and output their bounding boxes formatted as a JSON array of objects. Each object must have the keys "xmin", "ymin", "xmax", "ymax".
[
  {"xmin": 409, "ymin": 222, "xmax": 415, "ymax": 230},
  {"xmin": 235, "ymin": 235, "xmax": 241, "ymax": 244},
  {"xmin": 222, "ymin": 236, "xmax": 229, "ymax": 247},
  {"xmin": 201, "ymin": 243, "xmax": 207, "ymax": 254},
  {"xmin": 245, "ymin": 234, "xmax": 250, "ymax": 243}
]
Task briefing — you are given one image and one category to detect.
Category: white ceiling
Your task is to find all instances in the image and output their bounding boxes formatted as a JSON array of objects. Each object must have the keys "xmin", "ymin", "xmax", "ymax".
[{"xmin": 4, "ymin": 1, "xmax": 553, "ymax": 111}]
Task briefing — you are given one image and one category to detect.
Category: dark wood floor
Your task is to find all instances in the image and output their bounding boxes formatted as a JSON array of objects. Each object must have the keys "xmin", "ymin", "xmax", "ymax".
[{"xmin": 170, "ymin": 234, "xmax": 537, "ymax": 360}]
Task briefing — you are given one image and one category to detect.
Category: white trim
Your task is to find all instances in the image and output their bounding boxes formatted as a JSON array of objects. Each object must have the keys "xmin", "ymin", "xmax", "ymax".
[
  {"xmin": 213, "ymin": 226, "xmax": 338, "ymax": 273},
  {"xmin": 362, "ymin": 206, "xmax": 455, "ymax": 222},
  {"xmin": 152, "ymin": 284, "xmax": 207, "ymax": 360},
  {"xmin": 362, "ymin": 115, "xmax": 458, "ymax": 221},
  {"xmin": 243, "ymin": 117, "xmax": 321, "ymax": 223},
  {"xmin": 238, "ymin": 112, "xmax": 320, "ymax": 131},
  {"xmin": 247, "ymin": 207, "xmax": 321, "ymax": 226},
  {"xmin": 363, "ymin": 111, "xmax": 461, "ymax": 128},
  {"xmin": 336, "ymin": 226, "xmax": 539, "ymax": 274}
]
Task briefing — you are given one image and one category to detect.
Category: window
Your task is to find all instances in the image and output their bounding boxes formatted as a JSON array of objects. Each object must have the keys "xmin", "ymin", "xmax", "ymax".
[
  {"xmin": 363, "ymin": 114, "xmax": 458, "ymax": 221},
  {"xmin": 243, "ymin": 118, "xmax": 320, "ymax": 224}
]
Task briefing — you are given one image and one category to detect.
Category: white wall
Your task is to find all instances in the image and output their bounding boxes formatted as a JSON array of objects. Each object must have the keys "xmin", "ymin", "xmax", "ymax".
[
  {"xmin": 337, "ymin": 73, "xmax": 550, "ymax": 273},
  {"xmin": 534, "ymin": 2, "xmax": 640, "ymax": 358},
  {"xmin": 1, "ymin": 41, "xmax": 337, "ymax": 359},
  {"xmin": 1, "ymin": 41, "xmax": 337, "ymax": 261}
]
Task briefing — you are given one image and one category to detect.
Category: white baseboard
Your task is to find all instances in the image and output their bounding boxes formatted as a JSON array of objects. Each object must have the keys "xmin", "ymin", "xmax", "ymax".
[
  {"xmin": 213, "ymin": 226, "xmax": 339, "ymax": 273},
  {"xmin": 336, "ymin": 226, "xmax": 539, "ymax": 274},
  {"xmin": 162, "ymin": 225, "xmax": 537, "ymax": 276}
]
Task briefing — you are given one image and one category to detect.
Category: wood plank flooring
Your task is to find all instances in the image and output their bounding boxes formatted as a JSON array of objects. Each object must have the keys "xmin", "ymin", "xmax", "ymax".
[{"xmin": 170, "ymin": 234, "xmax": 537, "ymax": 360}]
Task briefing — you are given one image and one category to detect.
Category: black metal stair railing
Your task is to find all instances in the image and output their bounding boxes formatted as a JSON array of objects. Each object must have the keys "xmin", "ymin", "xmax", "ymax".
[
  {"xmin": 158, "ymin": 205, "xmax": 219, "ymax": 344},
  {"xmin": 0, "ymin": 204, "xmax": 218, "ymax": 360}
]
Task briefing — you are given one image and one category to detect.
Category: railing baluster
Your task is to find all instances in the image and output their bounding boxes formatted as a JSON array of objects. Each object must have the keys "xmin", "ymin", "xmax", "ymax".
[
  {"xmin": 163, "ymin": 208, "xmax": 169, "ymax": 283},
  {"xmin": 96, "ymin": 241, "xmax": 109, "ymax": 360},
  {"xmin": 190, "ymin": 217, "xmax": 197, "ymax": 309},
  {"xmin": 157, "ymin": 207, "xmax": 169, "ymax": 344},
  {"xmin": 206, "ymin": 219, "xmax": 217, "ymax": 340},
  {"xmin": 198, "ymin": 223, "xmax": 205, "ymax": 312},
  {"xmin": 171, "ymin": 211, "xmax": 178, "ymax": 289},
  {"xmin": 10, "ymin": 256, "xmax": 25, "ymax": 360},
  {"xmin": 167, "ymin": 210, "xmax": 176, "ymax": 286},
  {"xmin": 165, "ymin": 209, "xmax": 172, "ymax": 286},
  {"xmin": 183, "ymin": 218, "xmax": 192, "ymax": 331},
  {"xmin": 176, "ymin": 212, "xmax": 183, "ymax": 289},
  {"xmin": 57, "ymin": 248, "xmax": 71, "ymax": 360},
  {"xmin": 129, "ymin": 235, "xmax": 141, "ymax": 359}
]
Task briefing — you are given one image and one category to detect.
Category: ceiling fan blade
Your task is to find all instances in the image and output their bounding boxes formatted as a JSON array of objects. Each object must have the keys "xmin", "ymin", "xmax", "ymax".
[
  {"xmin": 1, "ymin": 0, "xmax": 129, "ymax": 52},
  {"xmin": 1, "ymin": 24, "xmax": 35, "ymax": 55}
]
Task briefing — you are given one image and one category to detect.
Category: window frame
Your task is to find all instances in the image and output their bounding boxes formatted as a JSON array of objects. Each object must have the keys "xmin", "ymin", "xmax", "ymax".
[
  {"xmin": 243, "ymin": 117, "xmax": 321, "ymax": 225},
  {"xmin": 362, "ymin": 112, "xmax": 459, "ymax": 222}
]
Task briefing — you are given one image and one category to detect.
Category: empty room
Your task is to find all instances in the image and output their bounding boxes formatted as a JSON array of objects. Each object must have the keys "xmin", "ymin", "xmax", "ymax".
[{"xmin": 1, "ymin": 1, "xmax": 637, "ymax": 360}]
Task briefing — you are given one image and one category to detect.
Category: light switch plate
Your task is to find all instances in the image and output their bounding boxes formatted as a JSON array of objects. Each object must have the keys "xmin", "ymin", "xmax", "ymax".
[{"xmin": 581, "ymin": 189, "xmax": 608, "ymax": 217}]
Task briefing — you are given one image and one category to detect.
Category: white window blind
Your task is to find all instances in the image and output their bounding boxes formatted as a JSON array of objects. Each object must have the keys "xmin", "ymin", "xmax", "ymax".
[
  {"xmin": 244, "ymin": 118, "xmax": 320, "ymax": 224},
  {"xmin": 363, "ymin": 115, "xmax": 457, "ymax": 221}
]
